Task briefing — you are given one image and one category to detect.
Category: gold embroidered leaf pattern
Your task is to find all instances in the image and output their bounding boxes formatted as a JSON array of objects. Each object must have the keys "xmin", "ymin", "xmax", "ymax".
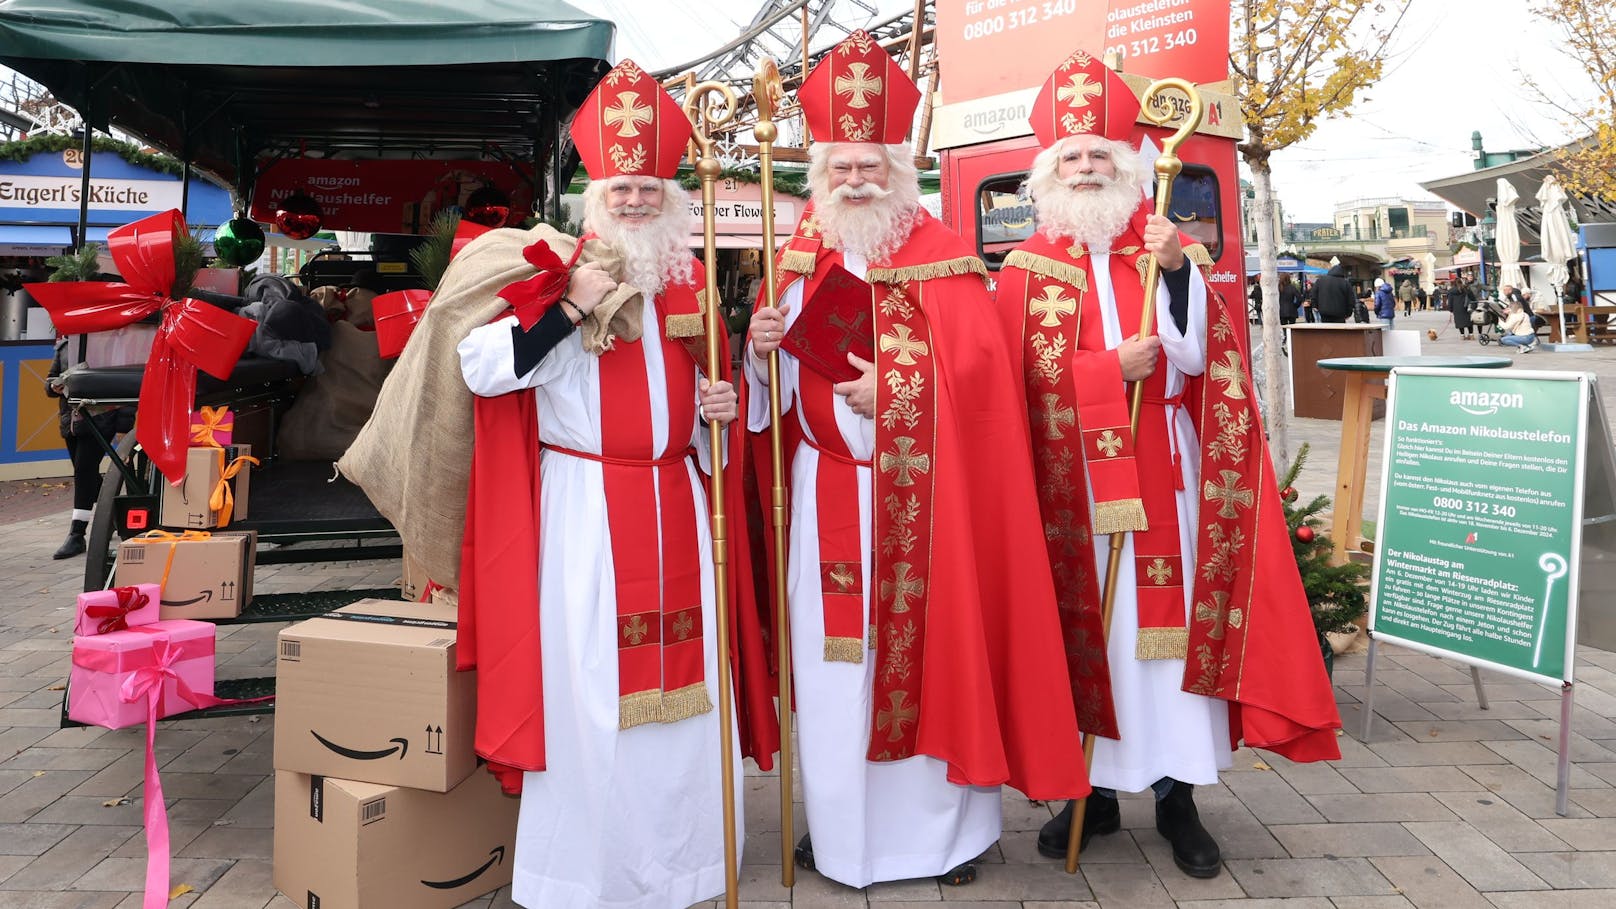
[
  {"xmin": 880, "ymin": 369, "xmax": 924, "ymax": 430},
  {"xmin": 838, "ymin": 113, "xmax": 877, "ymax": 141},
  {"xmin": 1031, "ymin": 332, "xmax": 1068, "ymax": 386},
  {"xmin": 1211, "ymin": 312, "xmax": 1236, "ymax": 343},
  {"xmin": 1201, "ymin": 525, "xmax": 1246, "ymax": 583},
  {"xmin": 608, "ymin": 143, "xmax": 647, "ymax": 173},
  {"xmin": 880, "ymin": 620, "xmax": 918, "ymax": 685},
  {"xmin": 879, "ymin": 285, "xmax": 915, "ymax": 319},
  {"xmin": 1206, "ymin": 402, "xmax": 1252, "ymax": 464},
  {"xmin": 1038, "ymin": 447, "xmax": 1076, "ymax": 503},
  {"xmin": 881, "ymin": 493, "xmax": 921, "ymax": 555},
  {"xmin": 605, "ymin": 60, "xmax": 645, "ymax": 85},
  {"xmin": 842, "ymin": 30, "xmax": 875, "ymax": 55}
]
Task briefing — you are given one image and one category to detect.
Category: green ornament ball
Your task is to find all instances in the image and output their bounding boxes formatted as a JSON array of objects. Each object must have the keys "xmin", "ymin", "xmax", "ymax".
[{"xmin": 215, "ymin": 217, "xmax": 266, "ymax": 266}]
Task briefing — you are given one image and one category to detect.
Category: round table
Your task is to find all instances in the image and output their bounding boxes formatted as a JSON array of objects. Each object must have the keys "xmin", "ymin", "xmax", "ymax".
[{"xmin": 1316, "ymin": 355, "xmax": 1513, "ymax": 563}]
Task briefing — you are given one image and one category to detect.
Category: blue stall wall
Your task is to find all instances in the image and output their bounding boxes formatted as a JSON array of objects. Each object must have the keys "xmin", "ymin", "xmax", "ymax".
[{"xmin": 0, "ymin": 148, "xmax": 233, "ymax": 232}]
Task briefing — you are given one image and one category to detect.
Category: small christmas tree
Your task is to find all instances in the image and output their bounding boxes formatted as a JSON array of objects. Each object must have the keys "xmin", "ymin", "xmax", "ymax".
[{"xmin": 1278, "ymin": 443, "xmax": 1370, "ymax": 638}]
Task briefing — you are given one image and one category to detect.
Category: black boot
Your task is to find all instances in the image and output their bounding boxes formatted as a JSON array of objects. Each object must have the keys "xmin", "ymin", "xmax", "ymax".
[
  {"xmin": 52, "ymin": 524, "xmax": 87, "ymax": 559},
  {"xmin": 1155, "ymin": 781, "xmax": 1222, "ymax": 878},
  {"xmin": 1036, "ymin": 793, "xmax": 1121, "ymax": 859}
]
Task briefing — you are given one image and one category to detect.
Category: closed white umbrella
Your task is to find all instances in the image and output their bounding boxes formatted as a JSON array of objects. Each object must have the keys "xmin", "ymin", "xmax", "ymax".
[
  {"xmin": 1537, "ymin": 175, "xmax": 1579, "ymax": 342},
  {"xmin": 1495, "ymin": 177, "xmax": 1525, "ymax": 291}
]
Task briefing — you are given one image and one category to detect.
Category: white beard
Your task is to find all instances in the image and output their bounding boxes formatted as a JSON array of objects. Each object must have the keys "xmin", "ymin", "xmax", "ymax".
[
  {"xmin": 587, "ymin": 205, "xmax": 694, "ymax": 299},
  {"xmin": 815, "ymin": 184, "xmax": 922, "ymax": 264},
  {"xmin": 1035, "ymin": 174, "xmax": 1142, "ymax": 251}
]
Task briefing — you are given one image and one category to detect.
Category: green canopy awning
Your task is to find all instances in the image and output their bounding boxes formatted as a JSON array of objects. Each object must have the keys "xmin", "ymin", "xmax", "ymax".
[{"xmin": 0, "ymin": 1, "xmax": 615, "ymax": 190}]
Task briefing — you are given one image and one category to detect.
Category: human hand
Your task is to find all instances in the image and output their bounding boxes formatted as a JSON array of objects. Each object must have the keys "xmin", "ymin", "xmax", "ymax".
[
  {"xmin": 1117, "ymin": 333, "xmax": 1162, "ymax": 381},
  {"xmin": 832, "ymin": 352, "xmax": 877, "ymax": 418},
  {"xmin": 1143, "ymin": 213, "xmax": 1185, "ymax": 272},
  {"xmin": 699, "ymin": 378, "xmax": 738, "ymax": 425},
  {"xmin": 566, "ymin": 261, "xmax": 616, "ymax": 316},
  {"xmin": 749, "ymin": 301, "xmax": 791, "ymax": 361}
]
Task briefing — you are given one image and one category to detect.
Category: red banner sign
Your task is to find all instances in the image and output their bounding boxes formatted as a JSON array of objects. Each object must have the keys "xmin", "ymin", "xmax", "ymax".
[
  {"xmin": 936, "ymin": 0, "xmax": 1230, "ymax": 106},
  {"xmin": 251, "ymin": 159, "xmax": 535, "ymax": 235}
]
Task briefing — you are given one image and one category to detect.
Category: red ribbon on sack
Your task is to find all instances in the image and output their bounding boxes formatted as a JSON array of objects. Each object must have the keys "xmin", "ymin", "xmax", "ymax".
[
  {"xmin": 83, "ymin": 586, "xmax": 152, "ymax": 635},
  {"xmin": 25, "ymin": 210, "xmax": 257, "ymax": 486},
  {"xmin": 497, "ymin": 238, "xmax": 587, "ymax": 329}
]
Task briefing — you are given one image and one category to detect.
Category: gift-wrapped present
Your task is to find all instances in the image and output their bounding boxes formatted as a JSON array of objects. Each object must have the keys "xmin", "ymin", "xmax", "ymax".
[
  {"xmin": 74, "ymin": 584, "xmax": 161, "ymax": 636},
  {"xmin": 373, "ymin": 289, "xmax": 432, "ymax": 359},
  {"xmin": 189, "ymin": 406, "xmax": 234, "ymax": 448},
  {"xmin": 67, "ymin": 620, "xmax": 217, "ymax": 730},
  {"xmin": 159, "ymin": 444, "xmax": 257, "ymax": 528},
  {"xmin": 114, "ymin": 530, "xmax": 256, "ymax": 620}
]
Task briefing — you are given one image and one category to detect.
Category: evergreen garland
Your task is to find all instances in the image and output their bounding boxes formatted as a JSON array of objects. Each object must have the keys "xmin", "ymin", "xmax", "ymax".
[
  {"xmin": 1280, "ymin": 443, "xmax": 1371, "ymax": 637},
  {"xmin": 677, "ymin": 167, "xmax": 808, "ymax": 198},
  {"xmin": 0, "ymin": 133, "xmax": 184, "ymax": 175},
  {"xmin": 44, "ymin": 247, "xmax": 100, "ymax": 282},
  {"xmin": 408, "ymin": 210, "xmax": 461, "ymax": 293}
]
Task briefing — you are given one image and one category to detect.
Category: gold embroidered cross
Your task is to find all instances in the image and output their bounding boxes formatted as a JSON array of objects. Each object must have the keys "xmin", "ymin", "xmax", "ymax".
[
  {"xmin": 671, "ymin": 610, "xmax": 694, "ymax": 641},
  {"xmin": 1057, "ymin": 73, "xmax": 1103, "ymax": 109},
  {"xmin": 604, "ymin": 91, "xmax": 654, "ymax": 137},
  {"xmin": 621, "ymin": 615, "xmax": 649, "ymax": 645},
  {"xmin": 828, "ymin": 563, "xmax": 857, "ymax": 591},
  {"xmin": 1044, "ymin": 510, "xmax": 1087, "ymax": 555},
  {"xmin": 879, "ymin": 324, "xmax": 929, "ymax": 365},
  {"xmin": 1204, "ymin": 469, "xmax": 1254, "ymax": 519},
  {"xmin": 835, "ymin": 61, "xmax": 883, "ymax": 109},
  {"xmin": 1210, "ymin": 351, "xmax": 1248, "ymax": 400},
  {"xmin": 1038, "ymin": 393, "xmax": 1075, "ymax": 441},
  {"xmin": 875, "ymin": 690, "xmax": 918, "ymax": 742},
  {"xmin": 1194, "ymin": 591, "xmax": 1243, "ymax": 640},
  {"xmin": 1029, "ymin": 286, "xmax": 1077, "ymax": 327},
  {"xmin": 880, "ymin": 562, "xmax": 925, "ymax": 613},
  {"xmin": 1145, "ymin": 557, "xmax": 1174, "ymax": 585},
  {"xmin": 800, "ymin": 217, "xmax": 820, "ymax": 238},
  {"xmin": 879, "ymin": 437, "xmax": 931, "ymax": 487},
  {"xmin": 1095, "ymin": 429, "xmax": 1124, "ymax": 457}
]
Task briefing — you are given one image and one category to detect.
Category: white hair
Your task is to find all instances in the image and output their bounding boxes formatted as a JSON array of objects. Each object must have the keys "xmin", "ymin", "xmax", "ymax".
[
  {"xmin": 582, "ymin": 176, "xmax": 694, "ymax": 296},
  {"xmin": 807, "ymin": 142, "xmax": 924, "ymax": 264},
  {"xmin": 1025, "ymin": 135, "xmax": 1146, "ymax": 250}
]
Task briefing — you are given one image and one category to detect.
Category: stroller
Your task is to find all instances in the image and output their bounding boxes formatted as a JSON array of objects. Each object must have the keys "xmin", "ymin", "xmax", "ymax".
[{"xmin": 1473, "ymin": 299, "xmax": 1507, "ymax": 345}]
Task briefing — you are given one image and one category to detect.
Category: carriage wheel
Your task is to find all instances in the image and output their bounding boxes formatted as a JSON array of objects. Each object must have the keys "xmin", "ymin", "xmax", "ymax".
[{"xmin": 83, "ymin": 432, "xmax": 140, "ymax": 593}]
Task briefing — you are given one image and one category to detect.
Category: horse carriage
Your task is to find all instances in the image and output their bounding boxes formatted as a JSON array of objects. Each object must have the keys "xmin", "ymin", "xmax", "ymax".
[{"xmin": 0, "ymin": 0, "xmax": 616, "ymax": 721}]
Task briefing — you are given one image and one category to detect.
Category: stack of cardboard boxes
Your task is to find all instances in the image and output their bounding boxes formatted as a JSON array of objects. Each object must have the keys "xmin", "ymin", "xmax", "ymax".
[{"xmin": 271, "ymin": 597, "xmax": 518, "ymax": 908}]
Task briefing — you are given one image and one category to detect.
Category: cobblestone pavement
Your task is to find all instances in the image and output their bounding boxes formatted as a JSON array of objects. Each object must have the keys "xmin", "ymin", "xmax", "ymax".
[{"xmin": 1, "ymin": 309, "xmax": 1612, "ymax": 908}]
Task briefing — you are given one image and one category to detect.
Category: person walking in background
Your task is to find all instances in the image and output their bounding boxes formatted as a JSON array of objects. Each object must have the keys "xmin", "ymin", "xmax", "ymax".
[
  {"xmin": 1374, "ymin": 278, "xmax": 1396, "ymax": 329},
  {"xmin": 43, "ymin": 337, "xmax": 134, "ymax": 559},
  {"xmin": 1398, "ymin": 279, "xmax": 1414, "ymax": 317},
  {"xmin": 1278, "ymin": 273, "xmax": 1301, "ymax": 325},
  {"xmin": 1310, "ymin": 259, "xmax": 1354, "ymax": 323},
  {"xmin": 1449, "ymin": 277, "xmax": 1476, "ymax": 339}
]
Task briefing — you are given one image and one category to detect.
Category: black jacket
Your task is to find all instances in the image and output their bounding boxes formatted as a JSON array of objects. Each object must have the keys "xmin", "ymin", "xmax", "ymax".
[{"xmin": 1310, "ymin": 264, "xmax": 1356, "ymax": 320}]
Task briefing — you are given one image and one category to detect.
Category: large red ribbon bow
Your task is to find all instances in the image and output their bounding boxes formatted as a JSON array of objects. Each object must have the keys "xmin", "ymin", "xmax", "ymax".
[
  {"xmin": 84, "ymin": 585, "xmax": 152, "ymax": 635},
  {"xmin": 26, "ymin": 210, "xmax": 257, "ymax": 485},
  {"xmin": 496, "ymin": 238, "xmax": 587, "ymax": 329}
]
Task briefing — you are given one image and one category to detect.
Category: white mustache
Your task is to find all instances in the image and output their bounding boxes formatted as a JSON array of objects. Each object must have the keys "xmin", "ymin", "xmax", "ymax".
[
  {"xmin": 830, "ymin": 183, "xmax": 894, "ymax": 202},
  {"xmin": 1062, "ymin": 174, "xmax": 1114, "ymax": 188},
  {"xmin": 609, "ymin": 204, "xmax": 659, "ymax": 217}
]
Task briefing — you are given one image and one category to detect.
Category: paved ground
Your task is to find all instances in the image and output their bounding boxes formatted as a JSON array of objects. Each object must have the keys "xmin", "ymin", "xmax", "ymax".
[{"xmin": 1, "ymin": 308, "xmax": 1613, "ymax": 908}]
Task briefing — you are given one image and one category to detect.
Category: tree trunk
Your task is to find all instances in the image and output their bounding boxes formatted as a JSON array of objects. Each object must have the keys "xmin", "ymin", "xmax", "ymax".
[{"xmin": 1250, "ymin": 158, "xmax": 1290, "ymax": 468}]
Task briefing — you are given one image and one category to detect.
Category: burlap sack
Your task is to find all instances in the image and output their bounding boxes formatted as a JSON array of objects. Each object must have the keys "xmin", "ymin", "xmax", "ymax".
[
  {"xmin": 277, "ymin": 321, "xmax": 392, "ymax": 461},
  {"xmin": 336, "ymin": 223, "xmax": 644, "ymax": 587}
]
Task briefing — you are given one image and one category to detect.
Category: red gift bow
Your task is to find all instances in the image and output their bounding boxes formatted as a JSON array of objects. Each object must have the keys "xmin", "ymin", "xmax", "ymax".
[
  {"xmin": 25, "ymin": 210, "xmax": 257, "ymax": 486},
  {"xmin": 83, "ymin": 585, "xmax": 152, "ymax": 635},
  {"xmin": 497, "ymin": 237, "xmax": 587, "ymax": 330}
]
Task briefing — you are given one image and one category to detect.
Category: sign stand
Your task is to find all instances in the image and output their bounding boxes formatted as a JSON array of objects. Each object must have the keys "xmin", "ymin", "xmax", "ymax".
[{"xmin": 1360, "ymin": 369, "xmax": 1613, "ymax": 817}]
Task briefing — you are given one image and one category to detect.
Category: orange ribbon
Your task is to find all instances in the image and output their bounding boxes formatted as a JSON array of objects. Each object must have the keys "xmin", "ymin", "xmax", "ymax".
[
  {"xmin": 127, "ymin": 530, "xmax": 212, "ymax": 591},
  {"xmin": 208, "ymin": 449, "xmax": 259, "ymax": 527},
  {"xmin": 189, "ymin": 406, "xmax": 234, "ymax": 448}
]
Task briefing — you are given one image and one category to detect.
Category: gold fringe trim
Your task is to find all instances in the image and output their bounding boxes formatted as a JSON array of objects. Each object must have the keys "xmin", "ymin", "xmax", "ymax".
[
  {"xmin": 619, "ymin": 689, "xmax": 664, "ymax": 730},
  {"xmin": 1184, "ymin": 242, "xmax": 1214, "ymax": 268},
  {"xmin": 1002, "ymin": 251, "xmax": 1088, "ymax": 291},
  {"xmin": 1092, "ymin": 499, "xmax": 1148, "ymax": 535},
  {"xmin": 1136, "ymin": 627, "xmax": 1190, "ymax": 661},
  {"xmin": 824, "ymin": 637, "xmax": 865, "ymax": 664},
  {"xmin": 660, "ymin": 682, "xmax": 714, "ymax": 723},
  {"xmin": 866, "ymin": 256, "xmax": 987, "ymax": 285},
  {"xmin": 779, "ymin": 249, "xmax": 818, "ymax": 276},
  {"xmin": 665, "ymin": 312, "xmax": 705, "ymax": 338}
]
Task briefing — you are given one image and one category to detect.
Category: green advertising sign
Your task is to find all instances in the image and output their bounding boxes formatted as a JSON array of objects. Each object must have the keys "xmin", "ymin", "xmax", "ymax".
[{"xmin": 1370, "ymin": 369, "xmax": 1588, "ymax": 685}]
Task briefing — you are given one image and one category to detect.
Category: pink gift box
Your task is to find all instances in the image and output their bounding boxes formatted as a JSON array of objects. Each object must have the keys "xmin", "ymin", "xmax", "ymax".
[
  {"xmin": 189, "ymin": 406, "xmax": 234, "ymax": 447},
  {"xmin": 68, "ymin": 620, "xmax": 217, "ymax": 730},
  {"xmin": 74, "ymin": 584, "xmax": 161, "ymax": 636}
]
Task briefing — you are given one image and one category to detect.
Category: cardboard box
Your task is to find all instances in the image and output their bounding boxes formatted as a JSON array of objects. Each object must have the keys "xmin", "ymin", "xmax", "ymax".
[
  {"xmin": 68, "ymin": 620, "xmax": 216, "ymax": 729},
  {"xmin": 114, "ymin": 530, "xmax": 256, "ymax": 621},
  {"xmin": 273, "ymin": 769, "xmax": 517, "ymax": 909},
  {"xmin": 274, "ymin": 599, "xmax": 475, "ymax": 791},
  {"xmin": 160, "ymin": 444, "xmax": 255, "ymax": 529}
]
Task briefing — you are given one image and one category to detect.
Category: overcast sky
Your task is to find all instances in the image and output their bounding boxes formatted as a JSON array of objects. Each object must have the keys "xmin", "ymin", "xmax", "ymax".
[{"xmin": 570, "ymin": 1, "xmax": 1594, "ymax": 222}]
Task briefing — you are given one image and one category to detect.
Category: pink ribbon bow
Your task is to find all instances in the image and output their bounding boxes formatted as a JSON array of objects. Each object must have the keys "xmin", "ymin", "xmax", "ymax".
[
  {"xmin": 83, "ymin": 586, "xmax": 151, "ymax": 635},
  {"xmin": 25, "ymin": 210, "xmax": 258, "ymax": 485}
]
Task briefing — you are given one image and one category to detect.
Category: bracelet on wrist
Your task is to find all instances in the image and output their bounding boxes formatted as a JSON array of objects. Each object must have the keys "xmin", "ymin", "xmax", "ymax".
[{"xmin": 560, "ymin": 297, "xmax": 584, "ymax": 324}]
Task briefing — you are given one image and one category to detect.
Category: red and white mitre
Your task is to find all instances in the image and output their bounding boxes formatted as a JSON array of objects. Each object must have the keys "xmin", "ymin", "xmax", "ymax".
[
  {"xmin": 1027, "ymin": 49, "xmax": 1141, "ymax": 147},
  {"xmin": 798, "ymin": 29, "xmax": 921, "ymax": 144},
  {"xmin": 571, "ymin": 59, "xmax": 693, "ymax": 179}
]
